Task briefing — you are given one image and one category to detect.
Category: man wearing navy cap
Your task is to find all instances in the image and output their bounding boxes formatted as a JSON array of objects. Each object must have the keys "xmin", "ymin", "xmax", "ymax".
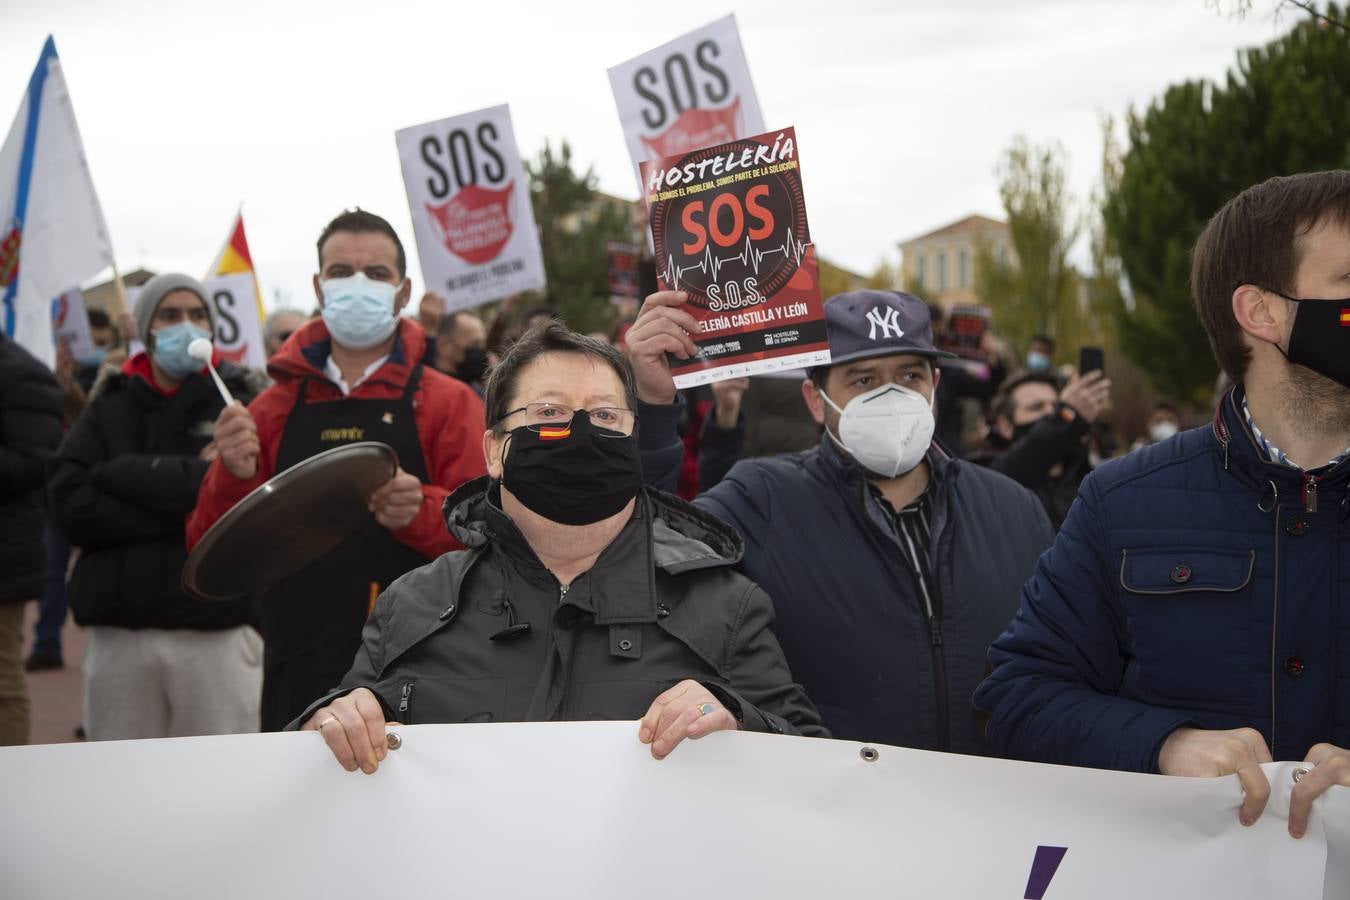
[{"xmin": 629, "ymin": 289, "xmax": 1054, "ymax": 752}]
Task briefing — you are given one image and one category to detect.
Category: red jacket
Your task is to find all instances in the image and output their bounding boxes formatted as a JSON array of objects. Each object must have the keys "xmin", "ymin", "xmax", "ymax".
[{"xmin": 186, "ymin": 317, "xmax": 487, "ymax": 559}]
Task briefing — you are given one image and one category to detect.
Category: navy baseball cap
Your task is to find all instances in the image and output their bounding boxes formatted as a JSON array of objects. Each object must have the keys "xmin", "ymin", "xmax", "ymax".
[{"xmin": 821, "ymin": 290, "xmax": 957, "ymax": 368}]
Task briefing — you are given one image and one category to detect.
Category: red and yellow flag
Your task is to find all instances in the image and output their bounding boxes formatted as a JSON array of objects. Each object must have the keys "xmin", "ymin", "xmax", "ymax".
[
  {"xmin": 1339, "ymin": 307, "xmax": 1350, "ymax": 327},
  {"xmin": 207, "ymin": 210, "xmax": 265, "ymax": 320}
]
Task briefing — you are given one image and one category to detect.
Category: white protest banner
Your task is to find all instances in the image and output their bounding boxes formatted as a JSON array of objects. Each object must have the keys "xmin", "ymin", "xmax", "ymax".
[
  {"xmin": 608, "ymin": 15, "xmax": 764, "ymax": 191},
  {"xmin": 50, "ymin": 286, "xmax": 93, "ymax": 359},
  {"xmin": 1, "ymin": 723, "xmax": 1343, "ymax": 898},
  {"xmin": 396, "ymin": 104, "xmax": 545, "ymax": 311},
  {"xmin": 203, "ymin": 271, "xmax": 266, "ymax": 368}
]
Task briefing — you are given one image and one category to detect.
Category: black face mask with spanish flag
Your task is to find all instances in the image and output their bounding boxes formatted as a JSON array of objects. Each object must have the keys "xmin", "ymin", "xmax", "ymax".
[
  {"xmin": 1271, "ymin": 291, "xmax": 1350, "ymax": 389},
  {"xmin": 500, "ymin": 415, "xmax": 642, "ymax": 526}
]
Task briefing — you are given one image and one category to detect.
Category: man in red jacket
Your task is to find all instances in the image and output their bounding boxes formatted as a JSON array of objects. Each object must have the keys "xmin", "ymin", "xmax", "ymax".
[{"xmin": 187, "ymin": 209, "xmax": 487, "ymax": 730}]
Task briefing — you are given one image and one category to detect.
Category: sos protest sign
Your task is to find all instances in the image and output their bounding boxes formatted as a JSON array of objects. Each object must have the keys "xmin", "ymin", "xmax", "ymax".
[
  {"xmin": 609, "ymin": 15, "xmax": 764, "ymax": 191},
  {"xmin": 396, "ymin": 105, "xmax": 545, "ymax": 311},
  {"xmin": 640, "ymin": 127, "xmax": 828, "ymax": 387},
  {"xmin": 606, "ymin": 241, "xmax": 641, "ymax": 304},
  {"xmin": 203, "ymin": 272, "xmax": 266, "ymax": 369},
  {"xmin": 51, "ymin": 288, "xmax": 95, "ymax": 361}
]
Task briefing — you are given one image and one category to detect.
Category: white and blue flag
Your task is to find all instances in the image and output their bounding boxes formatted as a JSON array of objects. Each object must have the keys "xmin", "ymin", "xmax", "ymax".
[{"xmin": 0, "ymin": 37, "xmax": 113, "ymax": 367}]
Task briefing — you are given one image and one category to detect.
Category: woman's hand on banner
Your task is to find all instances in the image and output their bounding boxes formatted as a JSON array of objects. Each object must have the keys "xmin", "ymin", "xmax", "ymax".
[
  {"xmin": 303, "ymin": 688, "xmax": 396, "ymax": 774},
  {"xmin": 213, "ymin": 403, "xmax": 260, "ymax": 480},
  {"xmin": 638, "ymin": 679, "xmax": 739, "ymax": 760},
  {"xmin": 369, "ymin": 467, "xmax": 423, "ymax": 531},
  {"xmin": 626, "ymin": 291, "xmax": 699, "ymax": 405},
  {"xmin": 1288, "ymin": 743, "xmax": 1350, "ymax": 839}
]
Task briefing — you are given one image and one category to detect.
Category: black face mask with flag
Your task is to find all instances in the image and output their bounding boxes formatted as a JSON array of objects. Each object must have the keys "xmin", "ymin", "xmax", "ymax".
[
  {"xmin": 1268, "ymin": 290, "xmax": 1350, "ymax": 389},
  {"xmin": 500, "ymin": 415, "xmax": 642, "ymax": 526}
]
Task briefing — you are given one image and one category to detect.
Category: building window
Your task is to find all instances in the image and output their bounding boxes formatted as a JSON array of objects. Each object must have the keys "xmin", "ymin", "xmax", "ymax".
[
  {"xmin": 938, "ymin": 252, "xmax": 948, "ymax": 292},
  {"xmin": 916, "ymin": 255, "xmax": 928, "ymax": 290},
  {"xmin": 959, "ymin": 248, "xmax": 970, "ymax": 289}
]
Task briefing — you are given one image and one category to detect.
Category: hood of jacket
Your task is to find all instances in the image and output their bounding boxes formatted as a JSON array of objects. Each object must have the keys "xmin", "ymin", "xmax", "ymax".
[
  {"xmin": 443, "ymin": 476, "xmax": 745, "ymax": 576},
  {"xmin": 267, "ymin": 316, "xmax": 428, "ymax": 388}
]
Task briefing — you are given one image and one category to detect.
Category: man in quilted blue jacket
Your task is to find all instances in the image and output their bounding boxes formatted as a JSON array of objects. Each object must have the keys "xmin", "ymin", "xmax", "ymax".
[{"xmin": 975, "ymin": 171, "xmax": 1350, "ymax": 841}]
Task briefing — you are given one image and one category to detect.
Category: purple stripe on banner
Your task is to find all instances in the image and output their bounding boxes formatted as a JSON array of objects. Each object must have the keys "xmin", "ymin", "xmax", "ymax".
[
  {"xmin": 1024, "ymin": 845, "xmax": 1068, "ymax": 899},
  {"xmin": 3, "ymin": 36, "xmax": 58, "ymax": 336}
]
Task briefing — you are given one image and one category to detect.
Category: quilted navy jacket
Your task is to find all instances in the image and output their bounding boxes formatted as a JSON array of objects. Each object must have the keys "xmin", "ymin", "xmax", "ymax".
[{"xmin": 975, "ymin": 386, "xmax": 1350, "ymax": 772}]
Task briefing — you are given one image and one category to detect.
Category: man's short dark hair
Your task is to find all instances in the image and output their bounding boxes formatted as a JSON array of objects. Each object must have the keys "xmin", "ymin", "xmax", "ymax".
[
  {"xmin": 316, "ymin": 209, "xmax": 407, "ymax": 279},
  {"xmin": 1028, "ymin": 334, "xmax": 1055, "ymax": 352},
  {"xmin": 437, "ymin": 309, "xmax": 478, "ymax": 339},
  {"xmin": 87, "ymin": 308, "xmax": 111, "ymax": 329},
  {"xmin": 992, "ymin": 371, "xmax": 1062, "ymax": 422},
  {"xmin": 1192, "ymin": 170, "xmax": 1350, "ymax": 382},
  {"xmin": 484, "ymin": 321, "xmax": 638, "ymax": 434}
]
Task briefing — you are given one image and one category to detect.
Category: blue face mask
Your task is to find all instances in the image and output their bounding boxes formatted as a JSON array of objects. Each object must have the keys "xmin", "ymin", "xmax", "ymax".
[
  {"xmin": 77, "ymin": 347, "xmax": 108, "ymax": 369},
  {"xmin": 151, "ymin": 322, "xmax": 212, "ymax": 379},
  {"xmin": 1026, "ymin": 351, "xmax": 1052, "ymax": 372},
  {"xmin": 321, "ymin": 274, "xmax": 400, "ymax": 350}
]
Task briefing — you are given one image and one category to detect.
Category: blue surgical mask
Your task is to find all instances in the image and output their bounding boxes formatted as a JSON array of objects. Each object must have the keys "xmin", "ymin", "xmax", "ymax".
[
  {"xmin": 1026, "ymin": 351, "xmax": 1052, "ymax": 372},
  {"xmin": 77, "ymin": 347, "xmax": 108, "ymax": 368},
  {"xmin": 151, "ymin": 322, "xmax": 211, "ymax": 379},
  {"xmin": 321, "ymin": 273, "xmax": 400, "ymax": 350}
]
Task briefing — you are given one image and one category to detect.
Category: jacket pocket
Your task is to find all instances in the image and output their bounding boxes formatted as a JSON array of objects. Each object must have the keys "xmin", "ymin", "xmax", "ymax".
[
  {"xmin": 1118, "ymin": 547, "xmax": 1255, "ymax": 711},
  {"xmin": 388, "ymin": 676, "xmax": 507, "ymax": 725}
]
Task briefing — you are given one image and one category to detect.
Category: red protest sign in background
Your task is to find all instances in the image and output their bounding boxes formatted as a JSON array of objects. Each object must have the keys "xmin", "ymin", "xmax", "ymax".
[{"xmin": 641, "ymin": 126, "xmax": 829, "ymax": 387}]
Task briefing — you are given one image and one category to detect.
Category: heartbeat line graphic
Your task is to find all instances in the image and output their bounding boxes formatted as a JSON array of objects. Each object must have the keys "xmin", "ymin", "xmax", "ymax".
[{"xmin": 662, "ymin": 229, "xmax": 810, "ymax": 291}]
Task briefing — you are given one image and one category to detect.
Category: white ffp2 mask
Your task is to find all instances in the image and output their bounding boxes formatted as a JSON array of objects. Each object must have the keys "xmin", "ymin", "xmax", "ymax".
[{"xmin": 821, "ymin": 383, "xmax": 935, "ymax": 478}]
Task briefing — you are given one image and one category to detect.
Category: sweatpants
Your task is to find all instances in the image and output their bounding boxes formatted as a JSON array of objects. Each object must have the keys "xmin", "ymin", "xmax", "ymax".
[
  {"xmin": 0, "ymin": 602, "xmax": 30, "ymax": 745},
  {"xmin": 84, "ymin": 625, "xmax": 263, "ymax": 741}
]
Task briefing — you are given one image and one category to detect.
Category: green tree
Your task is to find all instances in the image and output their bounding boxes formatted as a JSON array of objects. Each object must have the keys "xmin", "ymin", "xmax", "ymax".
[
  {"xmin": 1102, "ymin": 6, "xmax": 1350, "ymax": 403},
  {"xmin": 525, "ymin": 141, "xmax": 632, "ymax": 335},
  {"xmin": 976, "ymin": 137, "xmax": 1094, "ymax": 359}
]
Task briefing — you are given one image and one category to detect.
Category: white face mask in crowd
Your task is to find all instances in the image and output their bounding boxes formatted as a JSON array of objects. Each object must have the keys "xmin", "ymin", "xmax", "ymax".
[
  {"xmin": 1148, "ymin": 421, "xmax": 1180, "ymax": 444},
  {"xmin": 820, "ymin": 383, "xmax": 936, "ymax": 478},
  {"xmin": 320, "ymin": 273, "xmax": 399, "ymax": 350}
]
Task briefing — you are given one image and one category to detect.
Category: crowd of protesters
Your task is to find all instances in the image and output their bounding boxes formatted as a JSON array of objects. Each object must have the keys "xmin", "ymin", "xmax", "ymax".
[{"xmin": 0, "ymin": 171, "xmax": 1346, "ymax": 837}]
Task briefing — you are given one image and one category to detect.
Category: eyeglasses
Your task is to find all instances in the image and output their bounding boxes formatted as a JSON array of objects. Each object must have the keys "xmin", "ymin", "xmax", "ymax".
[{"xmin": 497, "ymin": 402, "xmax": 635, "ymax": 435}]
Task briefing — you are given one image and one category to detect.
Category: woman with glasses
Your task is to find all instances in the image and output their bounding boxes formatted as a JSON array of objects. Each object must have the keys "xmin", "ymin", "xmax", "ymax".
[{"xmin": 292, "ymin": 322, "xmax": 825, "ymax": 770}]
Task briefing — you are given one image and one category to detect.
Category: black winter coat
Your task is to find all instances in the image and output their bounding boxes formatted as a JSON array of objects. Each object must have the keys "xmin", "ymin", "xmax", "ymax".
[
  {"xmin": 0, "ymin": 334, "xmax": 63, "ymax": 603},
  {"xmin": 292, "ymin": 478, "xmax": 827, "ymax": 737},
  {"xmin": 49, "ymin": 362, "xmax": 263, "ymax": 629}
]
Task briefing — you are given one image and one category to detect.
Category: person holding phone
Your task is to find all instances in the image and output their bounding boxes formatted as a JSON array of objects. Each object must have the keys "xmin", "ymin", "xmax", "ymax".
[{"xmin": 969, "ymin": 353, "xmax": 1112, "ymax": 529}]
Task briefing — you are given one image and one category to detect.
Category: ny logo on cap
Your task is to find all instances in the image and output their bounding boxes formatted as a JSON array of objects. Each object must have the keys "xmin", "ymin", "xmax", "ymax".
[{"xmin": 866, "ymin": 306, "xmax": 905, "ymax": 341}]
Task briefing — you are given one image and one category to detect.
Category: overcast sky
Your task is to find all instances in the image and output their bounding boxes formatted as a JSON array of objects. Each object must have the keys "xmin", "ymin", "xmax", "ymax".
[{"xmin": 1, "ymin": 0, "xmax": 1293, "ymax": 312}]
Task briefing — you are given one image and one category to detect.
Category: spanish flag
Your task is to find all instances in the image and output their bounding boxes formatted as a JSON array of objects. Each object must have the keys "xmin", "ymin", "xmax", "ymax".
[
  {"xmin": 538, "ymin": 425, "xmax": 572, "ymax": 441},
  {"xmin": 1340, "ymin": 307, "xmax": 1350, "ymax": 326},
  {"xmin": 207, "ymin": 210, "xmax": 264, "ymax": 319}
]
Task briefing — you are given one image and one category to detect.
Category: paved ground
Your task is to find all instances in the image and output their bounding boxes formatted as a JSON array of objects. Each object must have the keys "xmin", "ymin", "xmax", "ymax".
[{"xmin": 21, "ymin": 601, "xmax": 86, "ymax": 745}]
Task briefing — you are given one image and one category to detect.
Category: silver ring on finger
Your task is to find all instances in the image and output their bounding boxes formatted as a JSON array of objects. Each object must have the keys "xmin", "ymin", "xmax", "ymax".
[{"xmin": 1292, "ymin": 765, "xmax": 1314, "ymax": 784}]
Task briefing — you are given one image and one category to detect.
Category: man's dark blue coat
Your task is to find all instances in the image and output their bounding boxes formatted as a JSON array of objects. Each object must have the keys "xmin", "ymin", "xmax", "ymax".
[
  {"xmin": 641, "ymin": 400, "xmax": 1054, "ymax": 752},
  {"xmin": 975, "ymin": 387, "xmax": 1350, "ymax": 771}
]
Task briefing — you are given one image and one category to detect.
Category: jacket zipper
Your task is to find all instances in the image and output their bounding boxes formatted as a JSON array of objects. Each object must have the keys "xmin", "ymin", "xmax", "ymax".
[
  {"xmin": 1302, "ymin": 474, "xmax": 1320, "ymax": 513},
  {"xmin": 894, "ymin": 508, "xmax": 951, "ymax": 750},
  {"xmin": 398, "ymin": 680, "xmax": 415, "ymax": 723},
  {"xmin": 1269, "ymin": 507, "xmax": 1281, "ymax": 754}
]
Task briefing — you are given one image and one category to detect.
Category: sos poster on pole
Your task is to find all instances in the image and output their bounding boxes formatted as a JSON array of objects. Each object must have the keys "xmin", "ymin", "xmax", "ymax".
[
  {"xmin": 395, "ymin": 105, "xmax": 546, "ymax": 311},
  {"xmin": 640, "ymin": 127, "xmax": 829, "ymax": 388},
  {"xmin": 203, "ymin": 272, "xmax": 267, "ymax": 369},
  {"xmin": 608, "ymin": 15, "xmax": 765, "ymax": 191}
]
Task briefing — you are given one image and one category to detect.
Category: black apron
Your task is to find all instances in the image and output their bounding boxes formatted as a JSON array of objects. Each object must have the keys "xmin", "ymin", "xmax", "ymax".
[{"xmin": 260, "ymin": 364, "xmax": 432, "ymax": 731}]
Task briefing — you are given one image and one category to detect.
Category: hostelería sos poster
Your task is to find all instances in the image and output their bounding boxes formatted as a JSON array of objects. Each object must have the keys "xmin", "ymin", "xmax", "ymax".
[{"xmin": 640, "ymin": 126, "xmax": 829, "ymax": 387}]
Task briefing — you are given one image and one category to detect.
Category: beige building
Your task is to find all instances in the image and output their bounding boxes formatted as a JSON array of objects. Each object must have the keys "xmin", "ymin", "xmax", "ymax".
[
  {"xmin": 81, "ymin": 268, "xmax": 156, "ymax": 315},
  {"xmin": 898, "ymin": 214, "xmax": 1012, "ymax": 307}
]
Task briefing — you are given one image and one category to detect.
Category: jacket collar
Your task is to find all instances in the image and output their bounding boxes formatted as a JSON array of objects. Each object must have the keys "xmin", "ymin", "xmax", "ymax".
[
  {"xmin": 268, "ymin": 317, "xmax": 425, "ymax": 389},
  {"xmin": 1211, "ymin": 384, "xmax": 1350, "ymax": 498},
  {"xmin": 441, "ymin": 477, "xmax": 744, "ymax": 624}
]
